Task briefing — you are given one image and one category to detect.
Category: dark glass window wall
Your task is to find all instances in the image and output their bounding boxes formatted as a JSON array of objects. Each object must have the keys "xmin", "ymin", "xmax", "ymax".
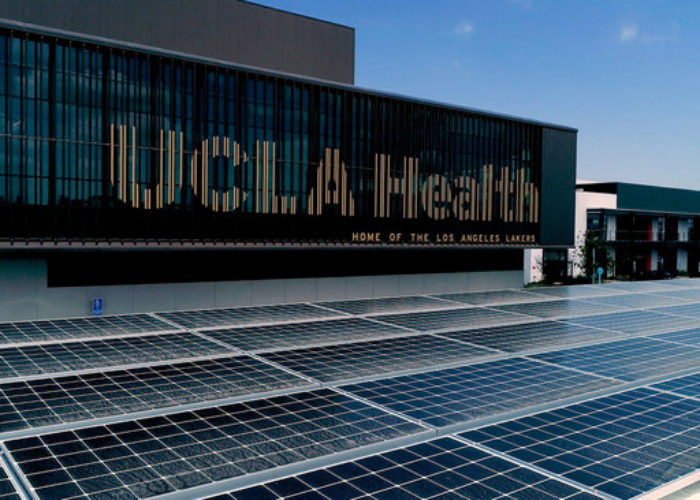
[{"xmin": 0, "ymin": 28, "xmax": 545, "ymax": 245}]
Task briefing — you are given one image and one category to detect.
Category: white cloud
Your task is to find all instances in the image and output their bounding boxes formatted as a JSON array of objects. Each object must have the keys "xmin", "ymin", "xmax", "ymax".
[
  {"xmin": 454, "ymin": 21, "xmax": 474, "ymax": 36},
  {"xmin": 618, "ymin": 22, "xmax": 672, "ymax": 44},
  {"xmin": 619, "ymin": 23, "xmax": 639, "ymax": 42}
]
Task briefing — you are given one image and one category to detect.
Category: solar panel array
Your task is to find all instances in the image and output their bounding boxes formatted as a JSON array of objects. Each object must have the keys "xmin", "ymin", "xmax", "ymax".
[
  {"xmin": 461, "ymin": 387, "xmax": 700, "ymax": 499},
  {"xmin": 0, "ymin": 280, "xmax": 699, "ymax": 499},
  {"xmin": 0, "ymin": 333, "xmax": 233, "ymax": 380},
  {"xmin": 201, "ymin": 317, "xmax": 408, "ymax": 353},
  {"xmin": 261, "ymin": 335, "xmax": 493, "ymax": 382},
  {"xmin": 216, "ymin": 437, "xmax": 600, "ymax": 500},
  {"xmin": 0, "ymin": 314, "xmax": 177, "ymax": 345}
]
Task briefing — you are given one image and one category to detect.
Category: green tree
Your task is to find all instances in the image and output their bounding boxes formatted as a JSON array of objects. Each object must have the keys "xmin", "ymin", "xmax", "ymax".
[{"xmin": 578, "ymin": 229, "xmax": 614, "ymax": 280}]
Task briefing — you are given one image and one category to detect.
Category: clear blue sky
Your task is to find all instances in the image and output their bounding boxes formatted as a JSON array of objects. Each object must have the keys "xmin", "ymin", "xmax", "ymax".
[{"xmin": 254, "ymin": 0, "xmax": 700, "ymax": 189}]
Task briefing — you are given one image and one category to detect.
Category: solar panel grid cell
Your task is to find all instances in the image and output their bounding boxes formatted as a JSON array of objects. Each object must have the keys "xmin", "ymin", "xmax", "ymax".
[
  {"xmin": 314, "ymin": 296, "xmax": 454, "ymax": 316},
  {"xmin": 215, "ymin": 437, "xmax": 602, "ymax": 500},
  {"xmin": 493, "ymin": 299, "xmax": 624, "ymax": 319},
  {"xmin": 581, "ymin": 293, "xmax": 693, "ymax": 310},
  {"xmin": 653, "ymin": 372, "xmax": 700, "ymax": 399},
  {"xmin": 377, "ymin": 307, "xmax": 527, "ymax": 333},
  {"xmin": 0, "ymin": 333, "xmax": 234, "ymax": 380},
  {"xmin": 0, "ymin": 314, "xmax": 176, "ymax": 345},
  {"xmin": 564, "ymin": 310, "xmax": 700, "ymax": 335},
  {"xmin": 435, "ymin": 289, "xmax": 553, "ymax": 306},
  {"xmin": 261, "ymin": 335, "xmax": 494, "ymax": 383},
  {"xmin": 156, "ymin": 304, "xmax": 341, "ymax": 330},
  {"xmin": 0, "ymin": 465, "xmax": 20, "ymax": 500},
  {"xmin": 0, "ymin": 356, "xmax": 308, "ymax": 434},
  {"xmin": 651, "ymin": 328, "xmax": 700, "ymax": 347},
  {"xmin": 342, "ymin": 358, "xmax": 617, "ymax": 428},
  {"xmin": 202, "ymin": 318, "xmax": 409, "ymax": 353},
  {"xmin": 460, "ymin": 387, "xmax": 700, "ymax": 499},
  {"xmin": 5, "ymin": 389, "xmax": 424, "ymax": 499},
  {"xmin": 649, "ymin": 303, "xmax": 700, "ymax": 319},
  {"xmin": 533, "ymin": 337, "xmax": 700, "ymax": 382},
  {"xmin": 440, "ymin": 320, "xmax": 620, "ymax": 353}
]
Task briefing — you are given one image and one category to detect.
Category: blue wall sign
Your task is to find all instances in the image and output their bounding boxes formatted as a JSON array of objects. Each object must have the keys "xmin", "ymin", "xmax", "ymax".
[{"xmin": 92, "ymin": 297, "xmax": 103, "ymax": 317}]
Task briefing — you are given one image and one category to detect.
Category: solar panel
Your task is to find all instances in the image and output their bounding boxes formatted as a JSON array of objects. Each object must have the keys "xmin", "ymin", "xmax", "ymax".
[
  {"xmin": 532, "ymin": 337, "xmax": 700, "ymax": 382},
  {"xmin": 461, "ymin": 387, "xmax": 700, "ymax": 500},
  {"xmin": 314, "ymin": 296, "xmax": 454, "ymax": 315},
  {"xmin": 0, "ymin": 464, "xmax": 20, "ymax": 500},
  {"xmin": 156, "ymin": 303, "xmax": 342, "ymax": 330},
  {"xmin": 215, "ymin": 437, "xmax": 600, "ymax": 500},
  {"xmin": 0, "ymin": 332, "xmax": 235, "ymax": 380},
  {"xmin": 582, "ymin": 293, "xmax": 693, "ymax": 310},
  {"xmin": 564, "ymin": 310, "xmax": 700, "ymax": 335},
  {"xmin": 651, "ymin": 327, "xmax": 700, "ymax": 347},
  {"xmin": 201, "ymin": 318, "xmax": 409, "ymax": 353},
  {"xmin": 0, "ymin": 355, "xmax": 308, "ymax": 434},
  {"xmin": 0, "ymin": 314, "xmax": 177, "ymax": 345},
  {"xmin": 377, "ymin": 307, "xmax": 527, "ymax": 333},
  {"xmin": 341, "ymin": 357, "xmax": 617, "ymax": 428},
  {"xmin": 440, "ymin": 320, "xmax": 623, "ymax": 353},
  {"xmin": 593, "ymin": 281, "xmax": 677, "ymax": 293},
  {"xmin": 5, "ymin": 389, "xmax": 425, "ymax": 499},
  {"xmin": 662, "ymin": 278, "xmax": 700, "ymax": 287},
  {"xmin": 261, "ymin": 335, "xmax": 494, "ymax": 383},
  {"xmin": 649, "ymin": 303, "xmax": 700, "ymax": 319},
  {"xmin": 642, "ymin": 287, "xmax": 700, "ymax": 301},
  {"xmin": 653, "ymin": 372, "xmax": 700, "ymax": 399},
  {"xmin": 493, "ymin": 299, "xmax": 624, "ymax": 319},
  {"xmin": 435, "ymin": 289, "xmax": 552, "ymax": 306},
  {"xmin": 528, "ymin": 285, "xmax": 624, "ymax": 299}
]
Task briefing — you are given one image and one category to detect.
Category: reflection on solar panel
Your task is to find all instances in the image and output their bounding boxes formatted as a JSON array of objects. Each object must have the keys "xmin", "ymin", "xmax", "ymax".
[
  {"xmin": 441, "ymin": 321, "xmax": 618, "ymax": 353},
  {"xmin": 0, "ymin": 465, "xmax": 20, "ymax": 500},
  {"xmin": 315, "ymin": 296, "xmax": 453, "ymax": 315},
  {"xmin": 663, "ymin": 279, "xmax": 700, "ymax": 287},
  {"xmin": 650, "ymin": 303, "xmax": 700, "ymax": 319},
  {"xmin": 0, "ymin": 314, "xmax": 177, "ymax": 345},
  {"xmin": 0, "ymin": 333, "xmax": 234, "ymax": 380},
  {"xmin": 493, "ymin": 299, "xmax": 623, "ymax": 319},
  {"xmin": 461, "ymin": 387, "xmax": 700, "ymax": 499},
  {"xmin": 342, "ymin": 358, "xmax": 616, "ymax": 428},
  {"xmin": 595, "ymin": 281, "xmax": 676, "ymax": 292},
  {"xmin": 156, "ymin": 303, "xmax": 341, "ymax": 330},
  {"xmin": 261, "ymin": 335, "xmax": 493, "ymax": 383},
  {"xmin": 643, "ymin": 288, "xmax": 700, "ymax": 301},
  {"xmin": 377, "ymin": 307, "xmax": 526, "ymax": 333},
  {"xmin": 529, "ymin": 285, "xmax": 623, "ymax": 299},
  {"xmin": 5, "ymin": 389, "xmax": 424, "ymax": 499},
  {"xmin": 202, "ymin": 318, "xmax": 408, "ymax": 353},
  {"xmin": 0, "ymin": 356, "xmax": 307, "ymax": 434},
  {"xmin": 436, "ymin": 289, "xmax": 549, "ymax": 306},
  {"xmin": 653, "ymin": 372, "xmax": 700, "ymax": 399},
  {"xmin": 652, "ymin": 327, "xmax": 700, "ymax": 347},
  {"xmin": 582, "ymin": 293, "xmax": 691, "ymax": 310},
  {"xmin": 564, "ymin": 310, "xmax": 700, "ymax": 335},
  {"xmin": 533, "ymin": 337, "xmax": 700, "ymax": 382},
  {"xmin": 217, "ymin": 437, "xmax": 600, "ymax": 500}
]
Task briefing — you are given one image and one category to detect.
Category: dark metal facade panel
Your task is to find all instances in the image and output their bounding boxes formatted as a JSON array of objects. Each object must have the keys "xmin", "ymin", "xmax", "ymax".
[
  {"xmin": 616, "ymin": 183, "xmax": 700, "ymax": 214},
  {"xmin": 0, "ymin": 0, "xmax": 355, "ymax": 84},
  {"xmin": 540, "ymin": 127, "xmax": 576, "ymax": 246}
]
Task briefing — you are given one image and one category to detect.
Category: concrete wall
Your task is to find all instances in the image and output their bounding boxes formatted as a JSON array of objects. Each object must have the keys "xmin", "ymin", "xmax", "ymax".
[
  {"xmin": 0, "ymin": 257, "xmax": 523, "ymax": 321},
  {"xmin": 570, "ymin": 189, "xmax": 617, "ymax": 277},
  {"xmin": 0, "ymin": 0, "xmax": 355, "ymax": 84}
]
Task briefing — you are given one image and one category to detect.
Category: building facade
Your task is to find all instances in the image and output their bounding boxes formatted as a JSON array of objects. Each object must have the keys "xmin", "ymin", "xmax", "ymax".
[
  {"xmin": 576, "ymin": 182, "xmax": 700, "ymax": 280},
  {"xmin": 526, "ymin": 181, "xmax": 700, "ymax": 284},
  {"xmin": 0, "ymin": 1, "xmax": 577, "ymax": 319}
]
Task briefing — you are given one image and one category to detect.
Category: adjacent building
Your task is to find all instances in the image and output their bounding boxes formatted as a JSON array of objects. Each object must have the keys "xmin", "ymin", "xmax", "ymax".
[
  {"xmin": 527, "ymin": 181, "xmax": 700, "ymax": 283},
  {"xmin": 0, "ymin": 0, "xmax": 577, "ymax": 319}
]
